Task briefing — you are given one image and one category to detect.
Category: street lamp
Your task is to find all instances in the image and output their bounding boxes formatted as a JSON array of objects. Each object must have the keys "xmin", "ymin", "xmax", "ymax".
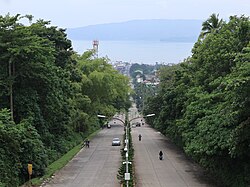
[
  {"xmin": 97, "ymin": 114, "xmax": 106, "ymax": 118},
  {"xmin": 145, "ymin": 113, "xmax": 155, "ymax": 117},
  {"xmin": 124, "ymin": 119, "xmax": 130, "ymax": 187},
  {"xmin": 97, "ymin": 114, "xmax": 130, "ymax": 186}
]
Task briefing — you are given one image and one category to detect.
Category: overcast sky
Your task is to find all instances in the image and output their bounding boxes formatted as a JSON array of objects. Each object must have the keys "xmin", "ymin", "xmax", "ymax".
[{"xmin": 0, "ymin": 0, "xmax": 249, "ymax": 28}]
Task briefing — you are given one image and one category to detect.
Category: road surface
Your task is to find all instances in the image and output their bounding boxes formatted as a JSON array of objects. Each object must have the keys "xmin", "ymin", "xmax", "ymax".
[
  {"xmin": 130, "ymin": 106, "xmax": 216, "ymax": 187},
  {"xmin": 44, "ymin": 118, "xmax": 124, "ymax": 187},
  {"xmin": 43, "ymin": 107, "xmax": 216, "ymax": 187}
]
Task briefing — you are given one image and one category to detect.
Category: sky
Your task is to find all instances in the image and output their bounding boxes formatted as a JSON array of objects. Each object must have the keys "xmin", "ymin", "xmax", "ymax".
[{"xmin": 0, "ymin": 0, "xmax": 249, "ymax": 28}]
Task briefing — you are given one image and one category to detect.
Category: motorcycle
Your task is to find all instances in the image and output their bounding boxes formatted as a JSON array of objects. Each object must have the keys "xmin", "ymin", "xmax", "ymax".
[
  {"xmin": 159, "ymin": 155, "xmax": 163, "ymax": 160},
  {"xmin": 159, "ymin": 151, "xmax": 163, "ymax": 160}
]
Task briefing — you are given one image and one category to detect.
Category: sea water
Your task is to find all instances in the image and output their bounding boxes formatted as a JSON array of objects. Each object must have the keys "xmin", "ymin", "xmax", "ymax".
[{"xmin": 71, "ymin": 40, "xmax": 195, "ymax": 65}]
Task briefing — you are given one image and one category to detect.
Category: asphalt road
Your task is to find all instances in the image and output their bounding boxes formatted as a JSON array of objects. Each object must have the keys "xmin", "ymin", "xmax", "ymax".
[
  {"xmin": 44, "ymin": 119, "xmax": 124, "ymax": 187},
  {"xmin": 43, "ymin": 106, "xmax": 216, "ymax": 187},
  {"xmin": 130, "ymin": 106, "xmax": 216, "ymax": 187}
]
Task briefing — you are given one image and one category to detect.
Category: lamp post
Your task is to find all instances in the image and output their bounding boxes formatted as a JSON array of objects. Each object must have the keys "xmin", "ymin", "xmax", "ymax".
[
  {"xmin": 97, "ymin": 114, "xmax": 106, "ymax": 118},
  {"xmin": 97, "ymin": 113, "xmax": 155, "ymax": 187},
  {"xmin": 125, "ymin": 121, "xmax": 129, "ymax": 187},
  {"xmin": 145, "ymin": 113, "xmax": 155, "ymax": 117}
]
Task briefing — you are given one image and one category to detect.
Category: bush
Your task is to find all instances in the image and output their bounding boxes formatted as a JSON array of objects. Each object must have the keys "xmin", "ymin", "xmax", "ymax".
[{"xmin": 0, "ymin": 109, "xmax": 47, "ymax": 186}]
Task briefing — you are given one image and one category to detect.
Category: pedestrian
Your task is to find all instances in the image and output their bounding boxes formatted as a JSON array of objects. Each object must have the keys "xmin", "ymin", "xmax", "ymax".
[
  {"xmin": 138, "ymin": 134, "xmax": 142, "ymax": 141},
  {"xmin": 85, "ymin": 139, "xmax": 90, "ymax": 148},
  {"xmin": 159, "ymin": 150, "xmax": 163, "ymax": 160}
]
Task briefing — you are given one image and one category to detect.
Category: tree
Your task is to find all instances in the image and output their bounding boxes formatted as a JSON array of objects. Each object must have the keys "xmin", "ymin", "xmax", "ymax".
[
  {"xmin": 75, "ymin": 51, "xmax": 131, "ymax": 116},
  {"xmin": 145, "ymin": 15, "xmax": 250, "ymax": 186},
  {"xmin": 0, "ymin": 14, "xmax": 55, "ymax": 122},
  {"xmin": 0, "ymin": 109, "xmax": 47, "ymax": 186},
  {"xmin": 200, "ymin": 13, "xmax": 224, "ymax": 38},
  {"xmin": 0, "ymin": 13, "xmax": 132, "ymax": 186}
]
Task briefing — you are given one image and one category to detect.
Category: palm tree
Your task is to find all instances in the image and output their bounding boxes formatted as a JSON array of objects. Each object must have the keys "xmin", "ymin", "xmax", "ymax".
[{"xmin": 201, "ymin": 13, "xmax": 224, "ymax": 38}]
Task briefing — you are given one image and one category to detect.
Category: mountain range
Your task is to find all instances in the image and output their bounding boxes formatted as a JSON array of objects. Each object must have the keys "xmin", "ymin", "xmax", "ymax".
[{"xmin": 66, "ymin": 19, "xmax": 203, "ymax": 42}]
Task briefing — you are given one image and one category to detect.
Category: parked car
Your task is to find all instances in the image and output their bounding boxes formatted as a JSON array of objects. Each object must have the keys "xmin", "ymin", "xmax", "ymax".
[{"xmin": 112, "ymin": 138, "xmax": 121, "ymax": 146}]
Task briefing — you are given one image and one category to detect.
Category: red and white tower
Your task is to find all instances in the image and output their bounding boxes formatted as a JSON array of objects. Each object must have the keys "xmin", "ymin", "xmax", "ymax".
[{"xmin": 92, "ymin": 40, "xmax": 99, "ymax": 58}]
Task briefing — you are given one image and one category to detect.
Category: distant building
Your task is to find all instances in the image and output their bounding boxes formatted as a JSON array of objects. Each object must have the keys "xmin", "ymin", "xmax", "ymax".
[
  {"xmin": 112, "ymin": 61, "xmax": 130, "ymax": 76},
  {"xmin": 136, "ymin": 75, "xmax": 143, "ymax": 83}
]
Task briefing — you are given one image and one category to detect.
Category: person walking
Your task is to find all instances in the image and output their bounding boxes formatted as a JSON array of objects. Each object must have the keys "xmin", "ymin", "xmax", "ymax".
[{"xmin": 85, "ymin": 139, "xmax": 90, "ymax": 148}]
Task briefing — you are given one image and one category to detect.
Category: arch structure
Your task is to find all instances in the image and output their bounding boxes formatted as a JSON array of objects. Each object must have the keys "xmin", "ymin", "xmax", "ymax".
[{"xmin": 111, "ymin": 116, "xmax": 144, "ymax": 127}]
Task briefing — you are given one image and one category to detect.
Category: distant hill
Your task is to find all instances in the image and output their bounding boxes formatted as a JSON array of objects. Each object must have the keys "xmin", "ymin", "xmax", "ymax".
[{"xmin": 66, "ymin": 19, "xmax": 203, "ymax": 42}]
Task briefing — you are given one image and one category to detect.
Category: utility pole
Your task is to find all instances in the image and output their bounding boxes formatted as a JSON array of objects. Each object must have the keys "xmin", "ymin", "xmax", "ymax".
[
  {"xmin": 124, "ymin": 120, "xmax": 131, "ymax": 187},
  {"xmin": 9, "ymin": 57, "xmax": 14, "ymax": 120}
]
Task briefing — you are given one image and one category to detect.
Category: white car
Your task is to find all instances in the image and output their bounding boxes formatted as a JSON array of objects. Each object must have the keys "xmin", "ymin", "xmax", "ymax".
[{"xmin": 112, "ymin": 138, "xmax": 121, "ymax": 146}]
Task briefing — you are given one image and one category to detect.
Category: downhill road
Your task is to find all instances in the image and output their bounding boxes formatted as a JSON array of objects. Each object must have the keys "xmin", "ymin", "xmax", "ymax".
[
  {"xmin": 43, "ymin": 107, "xmax": 216, "ymax": 187},
  {"xmin": 130, "ymin": 106, "xmax": 216, "ymax": 187},
  {"xmin": 44, "ymin": 118, "xmax": 124, "ymax": 187}
]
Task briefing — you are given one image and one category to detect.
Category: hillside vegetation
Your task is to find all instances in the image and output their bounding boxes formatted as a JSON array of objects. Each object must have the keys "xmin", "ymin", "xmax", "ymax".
[
  {"xmin": 0, "ymin": 14, "xmax": 130, "ymax": 186},
  {"xmin": 144, "ymin": 15, "xmax": 250, "ymax": 187}
]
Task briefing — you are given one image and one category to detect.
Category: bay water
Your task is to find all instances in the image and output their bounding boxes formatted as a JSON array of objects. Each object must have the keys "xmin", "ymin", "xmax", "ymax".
[{"xmin": 71, "ymin": 40, "xmax": 195, "ymax": 65}]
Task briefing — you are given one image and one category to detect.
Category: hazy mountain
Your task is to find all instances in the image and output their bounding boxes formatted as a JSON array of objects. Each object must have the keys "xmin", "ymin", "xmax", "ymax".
[{"xmin": 66, "ymin": 19, "xmax": 203, "ymax": 42}]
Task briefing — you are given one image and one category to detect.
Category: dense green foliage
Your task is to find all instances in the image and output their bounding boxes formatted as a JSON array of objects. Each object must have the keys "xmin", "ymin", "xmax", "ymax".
[
  {"xmin": 0, "ymin": 109, "xmax": 46, "ymax": 186},
  {"xmin": 144, "ymin": 15, "xmax": 250, "ymax": 186},
  {"xmin": 0, "ymin": 14, "xmax": 130, "ymax": 186},
  {"xmin": 129, "ymin": 63, "xmax": 155, "ymax": 78},
  {"xmin": 132, "ymin": 81, "xmax": 158, "ymax": 112},
  {"xmin": 129, "ymin": 63, "xmax": 161, "ymax": 112}
]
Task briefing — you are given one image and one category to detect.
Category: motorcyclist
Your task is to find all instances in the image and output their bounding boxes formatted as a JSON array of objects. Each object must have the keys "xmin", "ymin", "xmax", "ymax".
[
  {"xmin": 159, "ymin": 150, "xmax": 163, "ymax": 160},
  {"xmin": 138, "ymin": 134, "xmax": 142, "ymax": 141}
]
